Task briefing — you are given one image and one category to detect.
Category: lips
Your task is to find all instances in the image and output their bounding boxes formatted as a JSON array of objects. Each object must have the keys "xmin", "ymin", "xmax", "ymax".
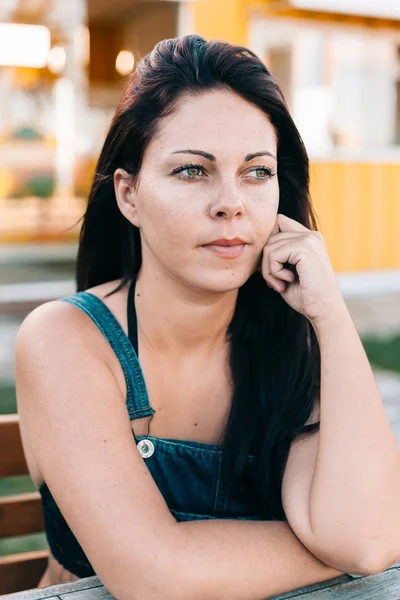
[
  {"xmin": 202, "ymin": 238, "xmax": 246, "ymax": 246},
  {"xmin": 200, "ymin": 238, "xmax": 246, "ymax": 259}
]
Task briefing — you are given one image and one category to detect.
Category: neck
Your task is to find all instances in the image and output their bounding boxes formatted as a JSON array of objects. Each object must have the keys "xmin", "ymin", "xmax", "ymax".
[{"xmin": 133, "ymin": 265, "xmax": 238, "ymax": 361}]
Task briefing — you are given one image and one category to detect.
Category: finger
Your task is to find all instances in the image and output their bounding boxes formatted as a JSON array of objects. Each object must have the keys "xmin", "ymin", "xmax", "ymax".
[
  {"xmin": 276, "ymin": 267, "xmax": 296, "ymax": 283},
  {"xmin": 269, "ymin": 241, "xmax": 300, "ymax": 278},
  {"xmin": 265, "ymin": 274, "xmax": 286, "ymax": 293},
  {"xmin": 267, "ymin": 231, "xmax": 305, "ymax": 244},
  {"xmin": 260, "ymin": 236, "xmax": 298, "ymax": 281},
  {"xmin": 277, "ymin": 213, "xmax": 310, "ymax": 233},
  {"xmin": 265, "ymin": 267, "xmax": 295, "ymax": 289}
]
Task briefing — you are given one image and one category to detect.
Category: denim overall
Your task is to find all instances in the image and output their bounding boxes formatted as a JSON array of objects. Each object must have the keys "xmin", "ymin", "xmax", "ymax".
[{"xmin": 39, "ymin": 277, "xmax": 263, "ymax": 578}]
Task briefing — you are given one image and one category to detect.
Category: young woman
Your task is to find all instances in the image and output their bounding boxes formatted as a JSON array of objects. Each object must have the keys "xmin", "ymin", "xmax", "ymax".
[{"xmin": 16, "ymin": 35, "xmax": 400, "ymax": 599}]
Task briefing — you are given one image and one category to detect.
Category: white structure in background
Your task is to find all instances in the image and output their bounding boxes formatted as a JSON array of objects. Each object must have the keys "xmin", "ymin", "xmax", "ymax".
[
  {"xmin": 0, "ymin": 0, "xmax": 89, "ymax": 197},
  {"xmin": 250, "ymin": 16, "xmax": 400, "ymax": 158},
  {"xmin": 0, "ymin": 23, "xmax": 50, "ymax": 67},
  {"xmin": 48, "ymin": 0, "xmax": 89, "ymax": 196},
  {"xmin": 330, "ymin": 34, "xmax": 397, "ymax": 151},
  {"xmin": 291, "ymin": 0, "xmax": 400, "ymax": 20},
  {"xmin": 0, "ymin": 22, "xmax": 52, "ymax": 154},
  {"xmin": 53, "ymin": 78, "xmax": 76, "ymax": 196},
  {"xmin": 291, "ymin": 30, "xmax": 334, "ymax": 153},
  {"xmin": 177, "ymin": 1, "xmax": 196, "ymax": 37},
  {"xmin": 47, "ymin": 46, "xmax": 67, "ymax": 74}
]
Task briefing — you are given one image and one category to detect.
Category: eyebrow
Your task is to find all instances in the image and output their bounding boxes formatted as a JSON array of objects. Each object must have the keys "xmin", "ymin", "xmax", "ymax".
[{"xmin": 170, "ymin": 149, "xmax": 277, "ymax": 162}]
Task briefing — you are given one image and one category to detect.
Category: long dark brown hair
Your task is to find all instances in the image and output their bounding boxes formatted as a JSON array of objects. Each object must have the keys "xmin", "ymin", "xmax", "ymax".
[{"xmin": 75, "ymin": 34, "xmax": 321, "ymax": 520}]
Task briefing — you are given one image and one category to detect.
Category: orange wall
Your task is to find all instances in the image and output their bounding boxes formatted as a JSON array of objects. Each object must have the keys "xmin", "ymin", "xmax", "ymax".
[
  {"xmin": 310, "ymin": 161, "xmax": 400, "ymax": 271},
  {"xmin": 193, "ymin": 0, "xmax": 248, "ymax": 46}
]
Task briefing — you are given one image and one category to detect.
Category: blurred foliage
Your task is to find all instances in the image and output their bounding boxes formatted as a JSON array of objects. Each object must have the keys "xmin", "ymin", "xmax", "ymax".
[
  {"xmin": 1, "ymin": 158, "xmax": 93, "ymax": 200},
  {"xmin": 0, "ymin": 381, "xmax": 16, "ymax": 414},
  {"xmin": 12, "ymin": 173, "xmax": 55, "ymax": 198},
  {"xmin": 0, "ymin": 533, "xmax": 48, "ymax": 558},
  {"xmin": 0, "ymin": 475, "xmax": 36, "ymax": 497},
  {"xmin": 10, "ymin": 126, "xmax": 44, "ymax": 141},
  {"xmin": 362, "ymin": 335, "xmax": 400, "ymax": 373}
]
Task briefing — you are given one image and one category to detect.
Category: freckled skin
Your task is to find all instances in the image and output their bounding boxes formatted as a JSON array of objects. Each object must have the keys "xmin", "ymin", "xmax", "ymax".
[{"xmin": 114, "ymin": 88, "xmax": 280, "ymax": 296}]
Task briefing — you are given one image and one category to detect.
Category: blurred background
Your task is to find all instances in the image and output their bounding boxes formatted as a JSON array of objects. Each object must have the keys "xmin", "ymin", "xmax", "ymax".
[{"xmin": 1, "ymin": 0, "xmax": 400, "ymax": 564}]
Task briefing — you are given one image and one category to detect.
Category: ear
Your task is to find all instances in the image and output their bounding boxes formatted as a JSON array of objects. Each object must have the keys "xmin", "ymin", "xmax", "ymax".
[{"xmin": 114, "ymin": 168, "xmax": 140, "ymax": 227}]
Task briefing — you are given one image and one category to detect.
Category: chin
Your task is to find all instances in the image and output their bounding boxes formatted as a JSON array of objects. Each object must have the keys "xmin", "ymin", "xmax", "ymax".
[{"xmin": 193, "ymin": 267, "xmax": 253, "ymax": 294}]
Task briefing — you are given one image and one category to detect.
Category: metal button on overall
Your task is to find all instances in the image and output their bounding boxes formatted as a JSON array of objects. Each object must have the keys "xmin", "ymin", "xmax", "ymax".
[{"xmin": 137, "ymin": 438, "xmax": 155, "ymax": 458}]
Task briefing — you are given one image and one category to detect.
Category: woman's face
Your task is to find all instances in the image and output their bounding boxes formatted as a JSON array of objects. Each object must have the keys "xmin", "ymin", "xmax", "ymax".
[{"xmin": 115, "ymin": 88, "xmax": 279, "ymax": 293}]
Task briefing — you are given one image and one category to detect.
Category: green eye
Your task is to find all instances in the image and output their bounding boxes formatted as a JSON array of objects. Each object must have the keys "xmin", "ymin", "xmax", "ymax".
[
  {"xmin": 186, "ymin": 166, "xmax": 202, "ymax": 177},
  {"xmin": 250, "ymin": 166, "xmax": 276, "ymax": 179},
  {"xmin": 173, "ymin": 163, "xmax": 206, "ymax": 179}
]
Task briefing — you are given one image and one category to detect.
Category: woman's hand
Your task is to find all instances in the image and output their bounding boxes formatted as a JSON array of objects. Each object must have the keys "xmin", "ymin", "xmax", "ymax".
[{"xmin": 258, "ymin": 213, "xmax": 346, "ymax": 325}]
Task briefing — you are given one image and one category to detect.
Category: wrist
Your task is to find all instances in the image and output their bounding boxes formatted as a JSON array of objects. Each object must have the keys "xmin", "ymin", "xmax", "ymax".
[{"xmin": 309, "ymin": 299, "xmax": 351, "ymax": 335}]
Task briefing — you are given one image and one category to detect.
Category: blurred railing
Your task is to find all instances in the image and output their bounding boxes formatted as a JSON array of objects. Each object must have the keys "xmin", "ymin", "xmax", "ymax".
[
  {"xmin": 0, "ymin": 281, "xmax": 75, "ymax": 314},
  {"xmin": 0, "ymin": 196, "xmax": 85, "ymax": 243},
  {"xmin": 0, "ymin": 243, "xmax": 76, "ymax": 314}
]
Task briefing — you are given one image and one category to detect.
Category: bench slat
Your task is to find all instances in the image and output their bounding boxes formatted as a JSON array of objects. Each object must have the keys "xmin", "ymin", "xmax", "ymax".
[
  {"xmin": 0, "ymin": 492, "xmax": 45, "ymax": 538},
  {"xmin": 0, "ymin": 550, "xmax": 49, "ymax": 595},
  {"xmin": 0, "ymin": 414, "xmax": 29, "ymax": 477},
  {"xmin": 0, "ymin": 415, "xmax": 48, "ymax": 594}
]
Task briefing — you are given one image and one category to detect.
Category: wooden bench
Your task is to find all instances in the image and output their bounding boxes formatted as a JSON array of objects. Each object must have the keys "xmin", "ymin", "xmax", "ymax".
[
  {"xmin": 3, "ymin": 564, "xmax": 400, "ymax": 600},
  {"xmin": 0, "ymin": 414, "xmax": 48, "ymax": 595},
  {"xmin": 0, "ymin": 277, "xmax": 75, "ymax": 594}
]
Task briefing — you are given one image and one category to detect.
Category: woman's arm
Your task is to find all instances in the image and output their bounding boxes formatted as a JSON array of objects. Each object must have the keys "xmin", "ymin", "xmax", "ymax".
[
  {"xmin": 306, "ymin": 302, "xmax": 400, "ymax": 572},
  {"xmin": 167, "ymin": 519, "xmax": 345, "ymax": 600},
  {"xmin": 258, "ymin": 214, "xmax": 400, "ymax": 574},
  {"xmin": 260, "ymin": 214, "xmax": 400, "ymax": 570}
]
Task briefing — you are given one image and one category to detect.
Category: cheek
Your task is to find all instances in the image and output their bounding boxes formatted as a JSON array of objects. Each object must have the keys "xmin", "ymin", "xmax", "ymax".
[
  {"xmin": 161, "ymin": 209, "xmax": 199, "ymax": 250},
  {"xmin": 267, "ymin": 177, "xmax": 280, "ymax": 207},
  {"xmin": 252, "ymin": 183, "xmax": 279, "ymax": 242},
  {"xmin": 141, "ymin": 193, "xmax": 197, "ymax": 250},
  {"xmin": 254, "ymin": 182, "xmax": 279, "ymax": 212}
]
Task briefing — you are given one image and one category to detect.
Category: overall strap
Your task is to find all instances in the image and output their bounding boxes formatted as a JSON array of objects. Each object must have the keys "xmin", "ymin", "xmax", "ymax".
[{"xmin": 59, "ymin": 290, "xmax": 155, "ymax": 420}]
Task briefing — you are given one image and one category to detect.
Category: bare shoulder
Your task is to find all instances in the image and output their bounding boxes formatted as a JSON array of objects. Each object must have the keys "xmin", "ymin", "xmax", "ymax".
[
  {"xmin": 16, "ymin": 298, "xmax": 93, "ymax": 364},
  {"xmin": 16, "ymin": 278, "xmax": 129, "ymax": 370},
  {"xmin": 18, "ymin": 292, "xmax": 95, "ymax": 340}
]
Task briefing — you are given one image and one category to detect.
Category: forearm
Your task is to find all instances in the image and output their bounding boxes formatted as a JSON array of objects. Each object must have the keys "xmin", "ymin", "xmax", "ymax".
[
  {"xmin": 309, "ymin": 303, "xmax": 400, "ymax": 565},
  {"xmin": 171, "ymin": 519, "xmax": 346, "ymax": 600}
]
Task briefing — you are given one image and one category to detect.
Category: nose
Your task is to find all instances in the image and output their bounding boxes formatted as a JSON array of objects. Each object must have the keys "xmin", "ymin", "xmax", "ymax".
[{"xmin": 209, "ymin": 181, "xmax": 245, "ymax": 220}]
